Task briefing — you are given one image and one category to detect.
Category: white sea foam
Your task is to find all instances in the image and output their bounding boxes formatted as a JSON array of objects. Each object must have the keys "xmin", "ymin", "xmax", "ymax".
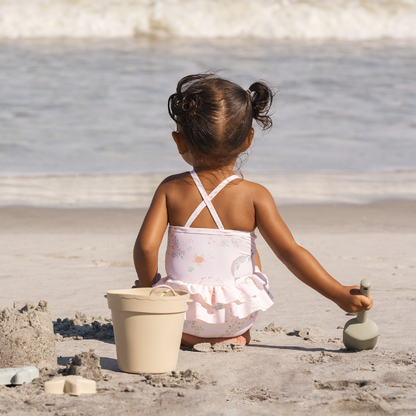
[
  {"xmin": 1, "ymin": 171, "xmax": 415, "ymax": 208},
  {"xmin": 1, "ymin": 0, "xmax": 416, "ymax": 40}
]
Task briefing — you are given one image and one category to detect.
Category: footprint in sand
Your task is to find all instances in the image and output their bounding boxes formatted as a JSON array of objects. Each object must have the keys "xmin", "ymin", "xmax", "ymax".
[
  {"xmin": 316, "ymin": 392, "xmax": 394, "ymax": 415},
  {"xmin": 227, "ymin": 387, "xmax": 279, "ymax": 404}
]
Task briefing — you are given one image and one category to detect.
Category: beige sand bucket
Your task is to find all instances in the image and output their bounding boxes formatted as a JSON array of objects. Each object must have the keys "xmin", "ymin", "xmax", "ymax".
[{"xmin": 106, "ymin": 285, "xmax": 191, "ymax": 374}]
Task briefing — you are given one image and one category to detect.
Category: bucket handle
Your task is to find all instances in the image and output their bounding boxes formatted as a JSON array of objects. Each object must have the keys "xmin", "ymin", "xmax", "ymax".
[
  {"xmin": 149, "ymin": 285, "xmax": 193, "ymax": 302},
  {"xmin": 149, "ymin": 285, "xmax": 179, "ymax": 298}
]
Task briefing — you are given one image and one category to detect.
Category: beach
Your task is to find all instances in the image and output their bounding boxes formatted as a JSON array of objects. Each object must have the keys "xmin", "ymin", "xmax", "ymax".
[
  {"xmin": 1, "ymin": 201, "xmax": 415, "ymax": 415},
  {"xmin": 1, "ymin": 1, "xmax": 416, "ymax": 413}
]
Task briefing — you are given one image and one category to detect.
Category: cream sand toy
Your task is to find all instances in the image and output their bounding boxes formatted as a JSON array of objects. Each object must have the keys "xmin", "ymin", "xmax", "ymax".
[
  {"xmin": 343, "ymin": 279, "xmax": 378, "ymax": 350},
  {"xmin": 0, "ymin": 366, "xmax": 39, "ymax": 385},
  {"xmin": 107, "ymin": 285, "xmax": 191, "ymax": 374},
  {"xmin": 44, "ymin": 376, "xmax": 96, "ymax": 396}
]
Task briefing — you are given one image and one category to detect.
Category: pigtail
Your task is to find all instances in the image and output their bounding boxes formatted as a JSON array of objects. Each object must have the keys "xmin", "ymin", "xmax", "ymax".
[
  {"xmin": 168, "ymin": 74, "xmax": 210, "ymax": 124},
  {"xmin": 248, "ymin": 81, "xmax": 274, "ymax": 131}
]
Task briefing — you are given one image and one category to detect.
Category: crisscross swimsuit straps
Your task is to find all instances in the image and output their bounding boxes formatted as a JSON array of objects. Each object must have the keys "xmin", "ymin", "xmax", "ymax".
[{"xmin": 184, "ymin": 170, "xmax": 240, "ymax": 229}]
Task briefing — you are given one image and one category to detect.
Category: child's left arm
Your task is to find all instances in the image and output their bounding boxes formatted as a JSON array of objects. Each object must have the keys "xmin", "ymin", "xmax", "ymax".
[
  {"xmin": 254, "ymin": 185, "xmax": 373, "ymax": 313},
  {"xmin": 133, "ymin": 183, "xmax": 169, "ymax": 287}
]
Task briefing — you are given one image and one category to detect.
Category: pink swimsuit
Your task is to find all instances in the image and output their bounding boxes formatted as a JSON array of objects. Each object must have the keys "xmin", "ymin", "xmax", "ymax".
[{"xmin": 155, "ymin": 170, "xmax": 274, "ymax": 338}]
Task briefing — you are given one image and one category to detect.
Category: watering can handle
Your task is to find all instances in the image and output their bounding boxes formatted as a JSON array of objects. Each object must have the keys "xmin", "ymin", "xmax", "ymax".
[
  {"xmin": 360, "ymin": 279, "xmax": 371, "ymax": 297},
  {"xmin": 149, "ymin": 285, "xmax": 179, "ymax": 297},
  {"xmin": 357, "ymin": 279, "xmax": 371, "ymax": 323}
]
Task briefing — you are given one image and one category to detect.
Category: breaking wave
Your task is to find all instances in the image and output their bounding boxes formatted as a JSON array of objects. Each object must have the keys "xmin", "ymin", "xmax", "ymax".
[{"xmin": 1, "ymin": 0, "xmax": 416, "ymax": 40}]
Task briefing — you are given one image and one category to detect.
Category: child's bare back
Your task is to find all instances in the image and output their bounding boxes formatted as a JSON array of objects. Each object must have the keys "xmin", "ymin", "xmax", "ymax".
[{"xmin": 158, "ymin": 171, "xmax": 271, "ymax": 232}]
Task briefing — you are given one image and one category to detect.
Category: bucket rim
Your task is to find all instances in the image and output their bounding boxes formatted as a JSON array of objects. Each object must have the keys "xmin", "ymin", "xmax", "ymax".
[{"xmin": 106, "ymin": 287, "xmax": 191, "ymax": 302}]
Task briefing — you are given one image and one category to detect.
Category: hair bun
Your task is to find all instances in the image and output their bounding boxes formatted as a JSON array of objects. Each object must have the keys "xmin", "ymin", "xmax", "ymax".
[
  {"xmin": 168, "ymin": 92, "xmax": 202, "ymax": 123},
  {"xmin": 181, "ymin": 94, "xmax": 200, "ymax": 115},
  {"xmin": 168, "ymin": 74, "xmax": 212, "ymax": 123},
  {"xmin": 248, "ymin": 81, "xmax": 274, "ymax": 131}
]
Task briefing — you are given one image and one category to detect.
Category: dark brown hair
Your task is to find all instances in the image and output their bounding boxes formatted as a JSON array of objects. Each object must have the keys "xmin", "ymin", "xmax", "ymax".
[{"xmin": 168, "ymin": 73, "xmax": 274, "ymax": 168}]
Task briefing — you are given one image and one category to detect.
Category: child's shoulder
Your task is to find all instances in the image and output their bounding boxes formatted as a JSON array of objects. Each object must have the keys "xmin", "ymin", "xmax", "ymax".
[
  {"xmin": 161, "ymin": 172, "xmax": 191, "ymax": 182},
  {"xmin": 239, "ymin": 178, "xmax": 274, "ymax": 197},
  {"xmin": 158, "ymin": 172, "xmax": 192, "ymax": 188},
  {"xmin": 240, "ymin": 178, "xmax": 270, "ymax": 191},
  {"xmin": 238, "ymin": 179, "xmax": 277, "ymax": 212},
  {"xmin": 153, "ymin": 172, "xmax": 193, "ymax": 196}
]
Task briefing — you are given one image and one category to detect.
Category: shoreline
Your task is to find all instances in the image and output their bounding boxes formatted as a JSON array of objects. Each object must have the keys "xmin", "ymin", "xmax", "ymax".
[
  {"xmin": 1, "ymin": 170, "xmax": 416, "ymax": 208},
  {"xmin": 1, "ymin": 199, "xmax": 415, "ymax": 234}
]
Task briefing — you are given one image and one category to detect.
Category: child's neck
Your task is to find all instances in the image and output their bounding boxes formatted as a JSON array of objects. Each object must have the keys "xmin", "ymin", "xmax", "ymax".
[
  {"xmin": 193, "ymin": 162, "xmax": 238, "ymax": 180},
  {"xmin": 192, "ymin": 159, "xmax": 237, "ymax": 175}
]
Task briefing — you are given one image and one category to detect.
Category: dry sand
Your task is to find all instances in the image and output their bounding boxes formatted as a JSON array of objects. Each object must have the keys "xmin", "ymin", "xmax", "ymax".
[{"xmin": 0, "ymin": 200, "xmax": 415, "ymax": 415}]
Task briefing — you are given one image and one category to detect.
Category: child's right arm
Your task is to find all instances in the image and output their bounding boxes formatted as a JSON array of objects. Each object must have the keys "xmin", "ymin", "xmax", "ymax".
[
  {"xmin": 254, "ymin": 185, "xmax": 373, "ymax": 313},
  {"xmin": 133, "ymin": 182, "xmax": 169, "ymax": 287}
]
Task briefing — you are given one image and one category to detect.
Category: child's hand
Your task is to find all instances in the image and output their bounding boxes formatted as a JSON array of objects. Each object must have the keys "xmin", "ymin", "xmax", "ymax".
[
  {"xmin": 132, "ymin": 280, "xmax": 141, "ymax": 289},
  {"xmin": 132, "ymin": 273, "xmax": 161, "ymax": 289},
  {"xmin": 336, "ymin": 285, "xmax": 373, "ymax": 313}
]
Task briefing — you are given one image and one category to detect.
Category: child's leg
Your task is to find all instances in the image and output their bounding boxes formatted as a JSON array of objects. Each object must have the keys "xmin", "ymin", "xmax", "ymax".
[
  {"xmin": 181, "ymin": 328, "xmax": 251, "ymax": 348},
  {"xmin": 182, "ymin": 310, "xmax": 257, "ymax": 347}
]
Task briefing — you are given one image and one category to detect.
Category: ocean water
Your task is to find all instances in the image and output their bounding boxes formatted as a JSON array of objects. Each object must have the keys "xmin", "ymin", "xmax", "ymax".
[{"xmin": 1, "ymin": 0, "xmax": 416, "ymax": 207}]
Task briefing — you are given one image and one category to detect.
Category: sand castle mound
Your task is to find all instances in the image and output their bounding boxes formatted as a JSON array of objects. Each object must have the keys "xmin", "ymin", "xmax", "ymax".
[{"xmin": 0, "ymin": 301, "xmax": 57, "ymax": 369}]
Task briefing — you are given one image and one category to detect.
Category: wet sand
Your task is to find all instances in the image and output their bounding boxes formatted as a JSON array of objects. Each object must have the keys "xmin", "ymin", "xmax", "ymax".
[{"xmin": 1, "ymin": 200, "xmax": 415, "ymax": 415}]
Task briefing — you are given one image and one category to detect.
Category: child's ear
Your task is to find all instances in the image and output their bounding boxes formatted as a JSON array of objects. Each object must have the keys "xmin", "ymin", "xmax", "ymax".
[
  {"xmin": 172, "ymin": 131, "xmax": 189, "ymax": 155},
  {"xmin": 243, "ymin": 128, "xmax": 254, "ymax": 151}
]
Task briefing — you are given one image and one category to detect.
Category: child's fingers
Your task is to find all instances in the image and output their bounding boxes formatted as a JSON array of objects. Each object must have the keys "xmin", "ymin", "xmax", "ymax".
[
  {"xmin": 363, "ymin": 295, "xmax": 373, "ymax": 310},
  {"xmin": 349, "ymin": 286, "xmax": 374, "ymax": 308},
  {"xmin": 353, "ymin": 294, "xmax": 373, "ymax": 312},
  {"xmin": 341, "ymin": 286, "xmax": 373, "ymax": 313},
  {"xmin": 348, "ymin": 286, "xmax": 361, "ymax": 296}
]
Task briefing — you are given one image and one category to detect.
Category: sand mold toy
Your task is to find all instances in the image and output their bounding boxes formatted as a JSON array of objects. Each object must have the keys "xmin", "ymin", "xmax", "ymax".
[
  {"xmin": 343, "ymin": 279, "xmax": 379, "ymax": 350},
  {"xmin": 0, "ymin": 366, "xmax": 39, "ymax": 385},
  {"xmin": 44, "ymin": 376, "xmax": 97, "ymax": 396}
]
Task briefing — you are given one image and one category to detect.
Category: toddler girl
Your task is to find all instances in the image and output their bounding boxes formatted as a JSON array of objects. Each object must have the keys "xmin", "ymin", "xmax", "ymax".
[{"xmin": 133, "ymin": 73, "xmax": 372, "ymax": 348}]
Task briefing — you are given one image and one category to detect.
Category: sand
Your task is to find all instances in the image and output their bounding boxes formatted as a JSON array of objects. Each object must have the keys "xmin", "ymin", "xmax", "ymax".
[
  {"xmin": 0, "ymin": 301, "xmax": 56, "ymax": 370},
  {"xmin": 0, "ymin": 200, "xmax": 415, "ymax": 415}
]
